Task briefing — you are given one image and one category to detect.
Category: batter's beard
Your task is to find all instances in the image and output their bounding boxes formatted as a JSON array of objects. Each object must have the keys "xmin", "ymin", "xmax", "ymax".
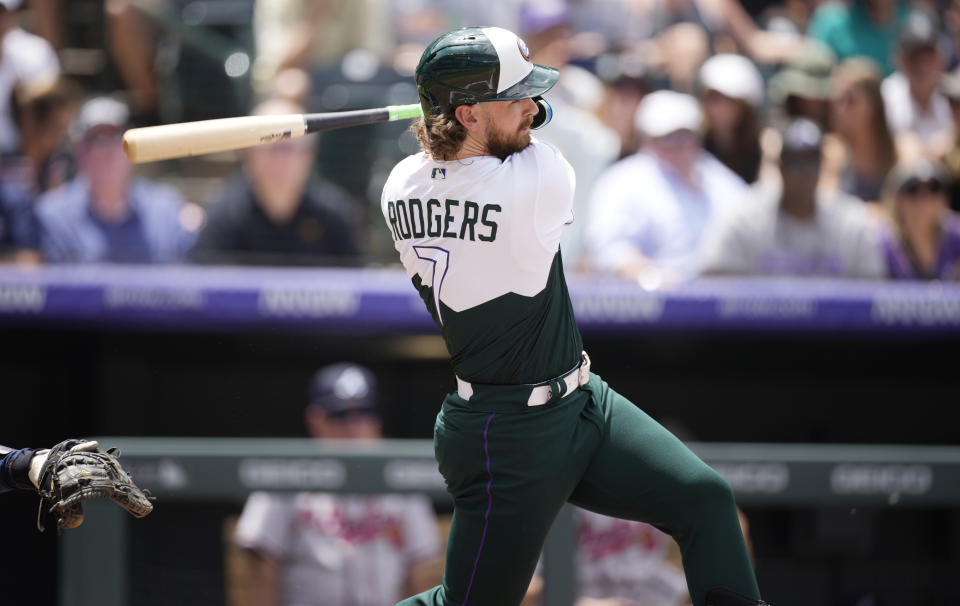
[{"xmin": 485, "ymin": 120, "xmax": 533, "ymax": 161}]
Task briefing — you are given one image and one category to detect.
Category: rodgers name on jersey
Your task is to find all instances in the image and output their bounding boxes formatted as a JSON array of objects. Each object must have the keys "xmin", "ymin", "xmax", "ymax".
[
  {"xmin": 385, "ymin": 198, "xmax": 501, "ymax": 243},
  {"xmin": 380, "ymin": 140, "xmax": 581, "ymax": 384}
]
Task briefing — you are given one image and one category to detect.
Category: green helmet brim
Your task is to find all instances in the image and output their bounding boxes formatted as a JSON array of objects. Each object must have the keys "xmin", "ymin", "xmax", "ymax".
[{"xmin": 494, "ymin": 64, "xmax": 560, "ymax": 102}]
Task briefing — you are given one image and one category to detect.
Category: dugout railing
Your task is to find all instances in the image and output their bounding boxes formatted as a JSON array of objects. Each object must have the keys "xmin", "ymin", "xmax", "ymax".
[{"xmin": 59, "ymin": 438, "xmax": 960, "ymax": 606}]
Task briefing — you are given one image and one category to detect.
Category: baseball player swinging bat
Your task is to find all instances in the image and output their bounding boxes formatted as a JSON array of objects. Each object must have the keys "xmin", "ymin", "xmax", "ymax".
[{"xmin": 122, "ymin": 103, "xmax": 423, "ymax": 164}]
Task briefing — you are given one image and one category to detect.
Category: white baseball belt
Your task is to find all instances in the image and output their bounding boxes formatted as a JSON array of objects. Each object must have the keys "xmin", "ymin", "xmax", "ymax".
[{"xmin": 457, "ymin": 351, "xmax": 591, "ymax": 406}]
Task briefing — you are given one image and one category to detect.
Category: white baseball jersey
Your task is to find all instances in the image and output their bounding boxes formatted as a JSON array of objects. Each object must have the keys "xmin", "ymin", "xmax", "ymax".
[
  {"xmin": 234, "ymin": 492, "xmax": 440, "ymax": 606},
  {"xmin": 577, "ymin": 509, "xmax": 690, "ymax": 606},
  {"xmin": 381, "ymin": 140, "xmax": 582, "ymax": 384}
]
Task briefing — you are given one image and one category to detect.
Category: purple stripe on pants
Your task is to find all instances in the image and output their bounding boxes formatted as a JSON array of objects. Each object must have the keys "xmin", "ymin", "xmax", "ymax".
[{"xmin": 461, "ymin": 413, "xmax": 496, "ymax": 606}]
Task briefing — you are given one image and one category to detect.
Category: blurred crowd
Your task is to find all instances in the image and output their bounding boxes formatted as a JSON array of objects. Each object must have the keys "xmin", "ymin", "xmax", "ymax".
[{"xmin": 2, "ymin": 0, "xmax": 960, "ymax": 281}]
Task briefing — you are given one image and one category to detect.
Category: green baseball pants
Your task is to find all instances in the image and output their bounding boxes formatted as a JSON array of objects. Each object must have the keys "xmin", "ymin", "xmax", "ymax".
[{"xmin": 397, "ymin": 372, "xmax": 761, "ymax": 606}]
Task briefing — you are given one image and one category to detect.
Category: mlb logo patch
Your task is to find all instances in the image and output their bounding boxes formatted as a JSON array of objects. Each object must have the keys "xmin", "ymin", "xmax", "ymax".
[{"xmin": 431, "ymin": 168, "xmax": 446, "ymax": 180}]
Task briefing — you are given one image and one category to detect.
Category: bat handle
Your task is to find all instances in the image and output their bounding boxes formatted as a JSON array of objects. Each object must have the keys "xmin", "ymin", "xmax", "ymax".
[
  {"xmin": 387, "ymin": 104, "xmax": 423, "ymax": 121},
  {"xmin": 303, "ymin": 104, "xmax": 422, "ymax": 134}
]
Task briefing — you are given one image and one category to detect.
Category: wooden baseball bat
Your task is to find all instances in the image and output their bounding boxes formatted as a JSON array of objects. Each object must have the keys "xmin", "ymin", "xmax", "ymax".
[{"xmin": 122, "ymin": 104, "xmax": 423, "ymax": 164}]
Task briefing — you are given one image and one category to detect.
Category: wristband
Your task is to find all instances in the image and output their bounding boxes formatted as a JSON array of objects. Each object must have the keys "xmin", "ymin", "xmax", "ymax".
[{"xmin": 5, "ymin": 449, "xmax": 37, "ymax": 491}]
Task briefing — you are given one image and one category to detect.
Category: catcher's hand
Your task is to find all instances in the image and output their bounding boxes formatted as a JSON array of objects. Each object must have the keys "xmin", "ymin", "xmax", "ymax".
[{"xmin": 33, "ymin": 439, "xmax": 156, "ymax": 532}]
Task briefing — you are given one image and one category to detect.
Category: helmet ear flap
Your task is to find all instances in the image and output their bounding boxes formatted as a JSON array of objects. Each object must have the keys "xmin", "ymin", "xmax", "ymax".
[
  {"xmin": 531, "ymin": 96, "xmax": 553, "ymax": 130},
  {"xmin": 418, "ymin": 86, "xmax": 440, "ymax": 125}
]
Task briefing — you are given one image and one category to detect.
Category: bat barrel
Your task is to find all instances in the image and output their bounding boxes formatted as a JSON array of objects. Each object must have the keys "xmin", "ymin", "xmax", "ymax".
[
  {"xmin": 122, "ymin": 104, "xmax": 422, "ymax": 164},
  {"xmin": 123, "ymin": 114, "xmax": 308, "ymax": 164}
]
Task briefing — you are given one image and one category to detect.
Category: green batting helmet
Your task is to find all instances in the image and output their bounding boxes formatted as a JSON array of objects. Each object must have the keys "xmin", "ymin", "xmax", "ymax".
[{"xmin": 415, "ymin": 26, "xmax": 558, "ymax": 129}]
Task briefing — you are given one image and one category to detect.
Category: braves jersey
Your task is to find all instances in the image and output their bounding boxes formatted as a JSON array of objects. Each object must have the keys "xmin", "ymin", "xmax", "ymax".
[
  {"xmin": 234, "ymin": 492, "xmax": 440, "ymax": 606},
  {"xmin": 381, "ymin": 140, "xmax": 582, "ymax": 384},
  {"xmin": 576, "ymin": 509, "xmax": 689, "ymax": 606}
]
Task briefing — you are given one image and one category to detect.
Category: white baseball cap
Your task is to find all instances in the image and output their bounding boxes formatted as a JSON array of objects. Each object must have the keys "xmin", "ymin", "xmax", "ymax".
[
  {"xmin": 71, "ymin": 96, "xmax": 130, "ymax": 141},
  {"xmin": 699, "ymin": 54, "xmax": 765, "ymax": 107},
  {"xmin": 635, "ymin": 90, "xmax": 703, "ymax": 138}
]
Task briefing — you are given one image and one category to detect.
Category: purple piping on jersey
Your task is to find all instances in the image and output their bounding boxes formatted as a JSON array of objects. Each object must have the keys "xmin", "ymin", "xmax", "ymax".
[
  {"xmin": 462, "ymin": 412, "xmax": 496, "ymax": 606},
  {"xmin": 413, "ymin": 245, "xmax": 451, "ymax": 325}
]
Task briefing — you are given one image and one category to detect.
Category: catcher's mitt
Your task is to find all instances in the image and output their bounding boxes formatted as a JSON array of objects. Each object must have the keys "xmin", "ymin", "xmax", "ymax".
[{"xmin": 35, "ymin": 439, "xmax": 155, "ymax": 532}]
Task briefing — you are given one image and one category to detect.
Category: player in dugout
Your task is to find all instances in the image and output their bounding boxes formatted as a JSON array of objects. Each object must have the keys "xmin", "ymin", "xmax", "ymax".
[
  {"xmin": 233, "ymin": 363, "xmax": 442, "ymax": 606},
  {"xmin": 380, "ymin": 26, "xmax": 769, "ymax": 606}
]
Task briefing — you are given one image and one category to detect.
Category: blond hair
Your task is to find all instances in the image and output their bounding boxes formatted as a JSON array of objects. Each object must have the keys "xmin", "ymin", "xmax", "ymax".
[
  {"xmin": 831, "ymin": 58, "xmax": 897, "ymax": 177},
  {"xmin": 412, "ymin": 111, "xmax": 467, "ymax": 161}
]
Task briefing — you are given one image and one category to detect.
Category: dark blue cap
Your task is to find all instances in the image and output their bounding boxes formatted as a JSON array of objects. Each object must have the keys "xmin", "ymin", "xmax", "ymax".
[{"xmin": 308, "ymin": 363, "xmax": 378, "ymax": 416}]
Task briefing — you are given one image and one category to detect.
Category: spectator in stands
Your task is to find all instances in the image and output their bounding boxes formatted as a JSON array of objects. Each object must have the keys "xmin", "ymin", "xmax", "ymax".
[
  {"xmin": 880, "ymin": 158, "xmax": 960, "ymax": 280},
  {"xmin": 522, "ymin": 6, "xmax": 621, "ymax": 270},
  {"xmin": 807, "ymin": 0, "xmax": 912, "ymax": 76},
  {"xmin": 36, "ymin": 97, "xmax": 198, "ymax": 264},
  {"xmin": 234, "ymin": 362, "xmax": 442, "ymax": 606},
  {"xmin": 0, "ymin": 1, "xmax": 79, "ymax": 194},
  {"xmin": 192, "ymin": 97, "xmax": 361, "ymax": 266},
  {"xmin": 0, "ymin": 176, "xmax": 39, "ymax": 264},
  {"xmin": 700, "ymin": 118, "xmax": 885, "ymax": 278},
  {"xmin": 939, "ymin": 67, "xmax": 960, "ymax": 211},
  {"xmin": 585, "ymin": 90, "xmax": 747, "ymax": 285},
  {"xmin": 103, "ymin": 0, "xmax": 163, "ymax": 124},
  {"xmin": 767, "ymin": 39, "xmax": 836, "ymax": 130},
  {"xmin": 0, "ymin": 0, "xmax": 62, "ymax": 190},
  {"xmin": 567, "ymin": 0, "xmax": 802, "ymax": 68},
  {"xmin": 881, "ymin": 11, "xmax": 953, "ymax": 162},
  {"xmin": 594, "ymin": 53, "xmax": 650, "ymax": 159},
  {"xmin": 390, "ymin": 1, "xmax": 523, "ymax": 48},
  {"xmin": 822, "ymin": 58, "xmax": 898, "ymax": 203},
  {"xmin": 882, "ymin": 10, "xmax": 954, "ymax": 159},
  {"xmin": 251, "ymin": 0, "xmax": 391, "ymax": 95},
  {"xmin": 13, "ymin": 76, "xmax": 77, "ymax": 194},
  {"xmin": 52, "ymin": 0, "xmax": 223, "ymax": 125},
  {"xmin": 623, "ymin": 0, "xmax": 802, "ymax": 91},
  {"xmin": 0, "ymin": 0, "xmax": 59, "ymax": 156},
  {"xmin": 23, "ymin": 0, "xmax": 60, "ymax": 49},
  {"xmin": 699, "ymin": 53, "xmax": 765, "ymax": 184}
]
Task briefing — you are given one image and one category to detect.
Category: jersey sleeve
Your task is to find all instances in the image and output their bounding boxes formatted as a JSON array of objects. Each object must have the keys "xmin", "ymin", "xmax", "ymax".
[
  {"xmin": 234, "ymin": 492, "xmax": 297, "ymax": 559},
  {"xmin": 0, "ymin": 452, "xmax": 15, "ymax": 494},
  {"xmin": 530, "ymin": 141, "xmax": 576, "ymax": 253},
  {"xmin": 0, "ymin": 448, "xmax": 34, "ymax": 495}
]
